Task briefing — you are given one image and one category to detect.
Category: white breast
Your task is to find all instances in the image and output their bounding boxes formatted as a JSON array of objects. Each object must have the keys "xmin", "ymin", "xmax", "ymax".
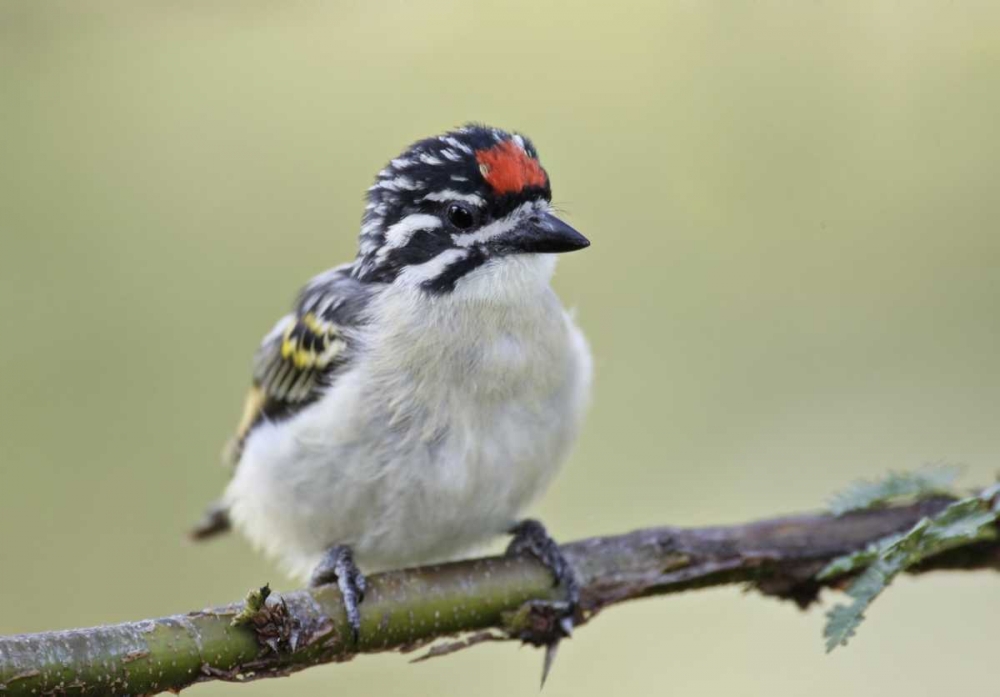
[{"xmin": 225, "ymin": 254, "xmax": 591, "ymax": 581}]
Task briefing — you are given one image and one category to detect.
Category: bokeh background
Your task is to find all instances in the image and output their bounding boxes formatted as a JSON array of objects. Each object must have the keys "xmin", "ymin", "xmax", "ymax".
[{"xmin": 2, "ymin": 1, "xmax": 999, "ymax": 695}]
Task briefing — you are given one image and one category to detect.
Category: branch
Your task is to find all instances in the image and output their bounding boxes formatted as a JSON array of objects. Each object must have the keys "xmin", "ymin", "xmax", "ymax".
[{"xmin": 2, "ymin": 496, "xmax": 998, "ymax": 695}]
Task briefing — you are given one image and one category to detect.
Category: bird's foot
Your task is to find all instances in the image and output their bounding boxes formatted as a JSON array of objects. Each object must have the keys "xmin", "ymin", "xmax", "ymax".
[
  {"xmin": 506, "ymin": 519, "xmax": 579, "ymax": 686},
  {"xmin": 310, "ymin": 545, "xmax": 367, "ymax": 643}
]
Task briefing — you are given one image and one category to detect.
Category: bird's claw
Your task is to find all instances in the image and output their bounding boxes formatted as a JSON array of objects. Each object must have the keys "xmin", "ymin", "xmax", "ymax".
[
  {"xmin": 506, "ymin": 519, "xmax": 580, "ymax": 685},
  {"xmin": 310, "ymin": 545, "xmax": 366, "ymax": 643}
]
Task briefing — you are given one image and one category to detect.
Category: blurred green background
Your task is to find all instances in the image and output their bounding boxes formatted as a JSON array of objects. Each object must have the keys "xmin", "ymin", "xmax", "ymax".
[{"xmin": 2, "ymin": 1, "xmax": 998, "ymax": 694}]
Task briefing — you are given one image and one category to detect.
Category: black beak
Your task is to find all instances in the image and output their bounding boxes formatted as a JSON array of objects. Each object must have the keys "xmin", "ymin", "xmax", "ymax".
[{"xmin": 504, "ymin": 211, "xmax": 590, "ymax": 254}]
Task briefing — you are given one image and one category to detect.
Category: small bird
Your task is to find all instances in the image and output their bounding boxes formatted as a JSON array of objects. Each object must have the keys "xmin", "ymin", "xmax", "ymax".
[{"xmin": 192, "ymin": 124, "xmax": 592, "ymax": 656}]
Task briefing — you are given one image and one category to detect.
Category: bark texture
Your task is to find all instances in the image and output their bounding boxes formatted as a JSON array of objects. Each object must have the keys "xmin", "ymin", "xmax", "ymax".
[{"xmin": 2, "ymin": 496, "xmax": 997, "ymax": 695}]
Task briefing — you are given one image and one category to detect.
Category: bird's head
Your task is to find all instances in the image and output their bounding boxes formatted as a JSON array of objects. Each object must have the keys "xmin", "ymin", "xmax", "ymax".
[{"xmin": 353, "ymin": 124, "xmax": 589, "ymax": 293}]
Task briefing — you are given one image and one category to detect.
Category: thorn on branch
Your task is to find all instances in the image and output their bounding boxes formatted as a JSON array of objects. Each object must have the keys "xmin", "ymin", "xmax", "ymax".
[
  {"xmin": 4, "ymin": 477, "xmax": 999, "ymax": 695},
  {"xmin": 501, "ymin": 599, "xmax": 577, "ymax": 647}
]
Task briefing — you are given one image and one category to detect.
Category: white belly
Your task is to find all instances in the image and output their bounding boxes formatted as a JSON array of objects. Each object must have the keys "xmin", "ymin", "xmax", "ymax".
[{"xmin": 225, "ymin": 256, "xmax": 591, "ymax": 581}]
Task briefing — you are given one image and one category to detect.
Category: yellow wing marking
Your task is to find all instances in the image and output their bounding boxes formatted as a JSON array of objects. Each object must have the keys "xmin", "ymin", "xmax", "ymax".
[
  {"xmin": 225, "ymin": 311, "xmax": 347, "ymax": 467},
  {"xmin": 235, "ymin": 385, "xmax": 266, "ymax": 441},
  {"xmin": 279, "ymin": 312, "xmax": 345, "ymax": 370},
  {"xmin": 222, "ymin": 384, "xmax": 266, "ymax": 467}
]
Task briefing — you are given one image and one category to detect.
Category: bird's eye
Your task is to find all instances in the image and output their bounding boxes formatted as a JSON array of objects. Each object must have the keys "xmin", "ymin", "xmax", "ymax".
[{"xmin": 447, "ymin": 203, "xmax": 476, "ymax": 230}]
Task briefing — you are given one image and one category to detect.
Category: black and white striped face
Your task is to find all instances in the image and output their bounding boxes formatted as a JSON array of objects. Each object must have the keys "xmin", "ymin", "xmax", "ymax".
[{"xmin": 352, "ymin": 125, "xmax": 589, "ymax": 293}]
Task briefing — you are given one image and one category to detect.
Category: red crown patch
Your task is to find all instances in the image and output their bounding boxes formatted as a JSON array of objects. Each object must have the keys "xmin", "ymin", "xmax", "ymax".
[{"xmin": 475, "ymin": 140, "xmax": 548, "ymax": 195}]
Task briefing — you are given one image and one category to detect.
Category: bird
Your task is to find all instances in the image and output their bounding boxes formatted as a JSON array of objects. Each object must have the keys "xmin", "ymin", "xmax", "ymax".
[{"xmin": 191, "ymin": 124, "xmax": 592, "ymax": 663}]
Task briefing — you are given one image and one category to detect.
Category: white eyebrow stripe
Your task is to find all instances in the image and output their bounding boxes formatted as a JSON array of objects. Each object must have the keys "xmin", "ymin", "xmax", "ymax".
[
  {"xmin": 451, "ymin": 202, "xmax": 535, "ymax": 247},
  {"xmin": 450, "ymin": 201, "xmax": 551, "ymax": 247},
  {"xmin": 451, "ymin": 217, "xmax": 517, "ymax": 247},
  {"xmin": 396, "ymin": 249, "xmax": 468, "ymax": 285},
  {"xmin": 379, "ymin": 214, "xmax": 442, "ymax": 255},
  {"xmin": 421, "ymin": 190, "xmax": 484, "ymax": 206}
]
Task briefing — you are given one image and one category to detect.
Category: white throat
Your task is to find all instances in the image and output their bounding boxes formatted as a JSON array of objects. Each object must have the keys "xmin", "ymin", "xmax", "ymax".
[
  {"xmin": 449, "ymin": 253, "xmax": 557, "ymax": 304},
  {"xmin": 362, "ymin": 253, "xmax": 567, "ymax": 407}
]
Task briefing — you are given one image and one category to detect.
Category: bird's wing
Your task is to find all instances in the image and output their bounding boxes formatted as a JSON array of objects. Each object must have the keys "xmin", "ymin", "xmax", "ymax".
[{"xmin": 223, "ymin": 264, "xmax": 372, "ymax": 467}]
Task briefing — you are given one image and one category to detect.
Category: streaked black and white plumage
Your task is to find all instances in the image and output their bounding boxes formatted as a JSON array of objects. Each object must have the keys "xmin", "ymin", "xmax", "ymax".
[{"xmin": 195, "ymin": 125, "xmax": 592, "ymax": 646}]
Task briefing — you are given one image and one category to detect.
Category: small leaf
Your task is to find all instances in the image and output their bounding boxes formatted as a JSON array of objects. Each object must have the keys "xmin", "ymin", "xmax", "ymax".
[
  {"xmin": 817, "ymin": 532, "xmax": 904, "ymax": 580},
  {"xmin": 917, "ymin": 498, "xmax": 997, "ymax": 549},
  {"xmin": 823, "ymin": 557, "xmax": 897, "ymax": 651},
  {"xmin": 978, "ymin": 482, "xmax": 1000, "ymax": 512},
  {"xmin": 823, "ymin": 545, "xmax": 916, "ymax": 651},
  {"xmin": 826, "ymin": 464, "xmax": 963, "ymax": 515},
  {"xmin": 231, "ymin": 584, "xmax": 272, "ymax": 627},
  {"xmin": 824, "ymin": 602, "xmax": 863, "ymax": 650},
  {"xmin": 822, "ymin": 491, "xmax": 998, "ymax": 651}
]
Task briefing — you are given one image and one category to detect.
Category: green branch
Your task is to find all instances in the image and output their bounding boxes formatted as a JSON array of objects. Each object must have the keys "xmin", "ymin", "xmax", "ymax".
[{"xmin": 2, "ymin": 495, "xmax": 999, "ymax": 695}]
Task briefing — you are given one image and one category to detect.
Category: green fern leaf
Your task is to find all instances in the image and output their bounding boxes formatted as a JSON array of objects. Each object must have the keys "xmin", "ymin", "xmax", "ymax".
[
  {"xmin": 826, "ymin": 464, "xmax": 963, "ymax": 516},
  {"xmin": 822, "ymin": 491, "xmax": 998, "ymax": 651}
]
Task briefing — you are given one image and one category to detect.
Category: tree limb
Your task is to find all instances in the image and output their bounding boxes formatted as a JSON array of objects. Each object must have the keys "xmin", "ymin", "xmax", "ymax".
[{"xmin": 2, "ymin": 496, "xmax": 998, "ymax": 695}]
